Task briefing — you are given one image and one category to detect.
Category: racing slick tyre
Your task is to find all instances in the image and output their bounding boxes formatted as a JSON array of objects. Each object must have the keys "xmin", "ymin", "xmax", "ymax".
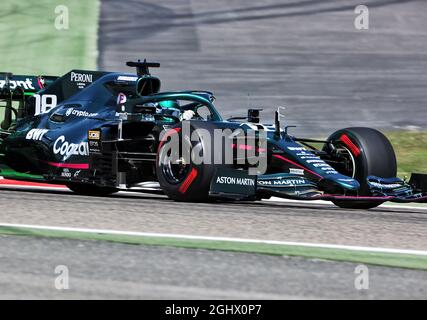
[
  {"xmin": 66, "ymin": 183, "xmax": 118, "ymax": 196},
  {"xmin": 325, "ymin": 127, "xmax": 397, "ymax": 209},
  {"xmin": 156, "ymin": 121, "xmax": 230, "ymax": 202}
]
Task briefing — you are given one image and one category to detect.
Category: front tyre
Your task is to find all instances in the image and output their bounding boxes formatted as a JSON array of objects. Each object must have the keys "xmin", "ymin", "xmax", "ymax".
[
  {"xmin": 326, "ymin": 127, "xmax": 397, "ymax": 209},
  {"xmin": 156, "ymin": 122, "xmax": 221, "ymax": 202}
]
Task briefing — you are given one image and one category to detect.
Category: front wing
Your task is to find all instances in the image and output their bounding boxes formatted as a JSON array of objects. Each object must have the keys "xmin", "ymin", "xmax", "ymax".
[{"xmin": 209, "ymin": 169, "xmax": 427, "ymax": 204}]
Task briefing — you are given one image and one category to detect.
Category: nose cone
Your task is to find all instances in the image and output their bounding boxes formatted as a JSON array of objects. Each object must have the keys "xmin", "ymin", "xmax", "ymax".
[
  {"xmin": 321, "ymin": 174, "xmax": 361, "ymax": 192},
  {"xmin": 333, "ymin": 175, "xmax": 361, "ymax": 191}
]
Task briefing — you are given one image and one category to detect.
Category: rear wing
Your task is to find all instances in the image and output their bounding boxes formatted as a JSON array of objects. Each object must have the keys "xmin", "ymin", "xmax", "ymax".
[
  {"xmin": 0, "ymin": 70, "xmax": 109, "ymax": 130},
  {"xmin": 0, "ymin": 72, "xmax": 58, "ymax": 130},
  {"xmin": 0, "ymin": 72, "xmax": 58, "ymax": 100}
]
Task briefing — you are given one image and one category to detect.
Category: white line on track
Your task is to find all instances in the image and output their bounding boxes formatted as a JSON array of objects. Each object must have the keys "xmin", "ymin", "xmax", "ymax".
[{"xmin": 1, "ymin": 222, "xmax": 426, "ymax": 256}]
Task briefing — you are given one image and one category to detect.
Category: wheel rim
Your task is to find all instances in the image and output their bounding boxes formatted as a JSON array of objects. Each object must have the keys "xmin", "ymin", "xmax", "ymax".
[
  {"xmin": 161, "ymin": 148, "xmax": 191, "ymax": 184},
  {"xmin": 334, "ymin": 146, "xmax": 356, "ymax": 178}
]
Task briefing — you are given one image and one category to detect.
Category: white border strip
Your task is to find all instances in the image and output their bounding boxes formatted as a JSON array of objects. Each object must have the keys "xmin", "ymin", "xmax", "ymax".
[
  {"xmin": 0, "ymin": 184, "xmax": 69, "ymax": 191},
  {"xmin": 1, "ymin": 222, "xmax": 426, "ymax": 256},
  {"xmin": 266, "ymin": 196, "xmax": 427, "ymax": 211}
]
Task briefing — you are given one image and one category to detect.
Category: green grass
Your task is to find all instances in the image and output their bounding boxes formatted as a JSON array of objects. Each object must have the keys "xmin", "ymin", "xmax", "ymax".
[
  {"xmin": 385, "ymin": 132, "xmax": 427, "ymax": 179},
  {"xmin": 0, "ymin": 165, "xmax": 43, "ymax": 180},
  {"xmin": 0, "ymin": 0, "xmax": 99, "ymax": 126},
  {"xmin": 0, "ymin": 225, "xmax": 427, "ymax": 270},
  {"xmin": 0, "ymin": 0, "xmax": 100, "ymax": 75}
]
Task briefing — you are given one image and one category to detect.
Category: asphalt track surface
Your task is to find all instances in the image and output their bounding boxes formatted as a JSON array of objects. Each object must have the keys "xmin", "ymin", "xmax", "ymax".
[
  {"xmin": 1, "ymin": 234, "xmax": 427, "ymax": 299},
  {"xmin": 0, "ymin": 187, "xmax": 427, "ymax": 250},
  {"xmin": 0, "ymin": 185, "xmax": 426, "ymax": 298},
  {"xmin": 99, "ymin": 0, "xmax": 427, "ymax": 137}
]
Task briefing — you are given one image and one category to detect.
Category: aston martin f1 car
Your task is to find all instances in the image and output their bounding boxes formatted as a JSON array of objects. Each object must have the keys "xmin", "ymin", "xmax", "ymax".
[{"xmin": 1, "ymin": 60, "xmax": 426, "ymax": 209}]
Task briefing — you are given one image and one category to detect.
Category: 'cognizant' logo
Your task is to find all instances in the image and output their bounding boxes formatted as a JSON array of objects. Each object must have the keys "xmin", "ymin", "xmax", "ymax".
[
  {"xmin": 0, "ymin": 78, "xmax": 35, "ymax": 90},
  {"xmin": 53, "ymin": 136, "xmax": 89, "ymax": 160}
]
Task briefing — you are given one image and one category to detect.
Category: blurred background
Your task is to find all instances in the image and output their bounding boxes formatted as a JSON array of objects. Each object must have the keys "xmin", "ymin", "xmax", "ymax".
[{"xmin": 1, "ymin": 0, "xmax": 426, "ymax": 176}]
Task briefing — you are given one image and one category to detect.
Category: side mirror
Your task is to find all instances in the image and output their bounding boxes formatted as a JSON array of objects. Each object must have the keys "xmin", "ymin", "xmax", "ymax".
[{"xmin": 136, "ymin": 76, "xmax": 161, "ymax": 96}]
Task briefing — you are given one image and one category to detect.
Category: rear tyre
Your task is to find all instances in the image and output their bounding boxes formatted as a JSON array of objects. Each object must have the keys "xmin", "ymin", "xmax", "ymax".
[
  {"xmin": 325, "ymin": 127, "xmax": 397, "ymax": 209},
  {"xmin": 67, "ymin": 183, "xmax": 118, "ymax": 196}
]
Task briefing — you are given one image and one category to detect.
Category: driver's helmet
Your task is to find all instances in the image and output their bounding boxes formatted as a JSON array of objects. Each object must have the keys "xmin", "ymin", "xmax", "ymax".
[
  {"xmin": 158, "ymin": 100, "xmax": 180, "ymax": 110},
  {"xmin": 157, "ymin": 100, "xmax": 181, "ymax": 120}
]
